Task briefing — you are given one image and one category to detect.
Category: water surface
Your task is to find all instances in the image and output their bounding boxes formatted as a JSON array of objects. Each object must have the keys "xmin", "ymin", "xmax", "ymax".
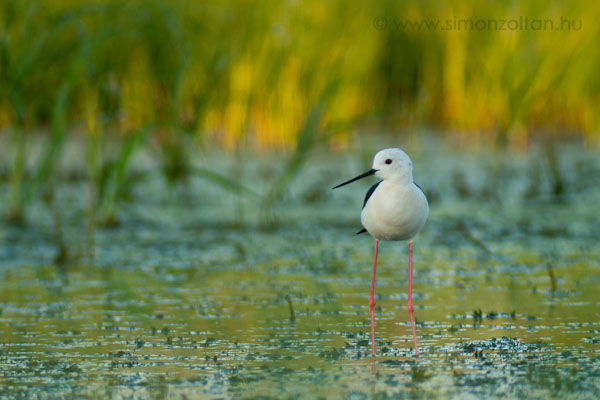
[{"xmin": 1, "ymin": 147, "xmax": 599, "ymax": 398}]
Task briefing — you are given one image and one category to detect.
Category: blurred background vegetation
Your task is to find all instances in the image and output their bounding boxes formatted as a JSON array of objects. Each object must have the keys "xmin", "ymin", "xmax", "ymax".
[{"xmin": 0, "ymin": 0, "xmax": 598, "ymax": 227}]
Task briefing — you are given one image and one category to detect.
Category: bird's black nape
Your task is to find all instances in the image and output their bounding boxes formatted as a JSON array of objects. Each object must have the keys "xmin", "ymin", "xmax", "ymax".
[{"xmin": 332, "ymin": 169, "xmax": 378, "ymax": 189}]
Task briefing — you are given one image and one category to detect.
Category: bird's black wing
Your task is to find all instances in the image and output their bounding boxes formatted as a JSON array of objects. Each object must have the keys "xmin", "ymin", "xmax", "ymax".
[
  {"xmin": 356, "ymin": 180, "xmax": 382, "ymax": 235},
  {"xmin": 414, "ymin": 182, "xmax": 425, "ymax": 195},
  {"xmin": 362, "ymin": 180, "xmax": 383, "ymax": 209}
]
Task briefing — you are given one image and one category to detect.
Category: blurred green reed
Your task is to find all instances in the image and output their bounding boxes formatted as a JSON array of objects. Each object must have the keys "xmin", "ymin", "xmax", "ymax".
[{"xmin": 0, "ymin": 0, "xmax": 599, "ymax": 230}]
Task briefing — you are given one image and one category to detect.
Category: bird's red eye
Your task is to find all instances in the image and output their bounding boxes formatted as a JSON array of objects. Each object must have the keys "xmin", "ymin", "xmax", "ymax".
[{"xmin": 385, "ymin": 159, "xmax": 392, "ymax": 165}]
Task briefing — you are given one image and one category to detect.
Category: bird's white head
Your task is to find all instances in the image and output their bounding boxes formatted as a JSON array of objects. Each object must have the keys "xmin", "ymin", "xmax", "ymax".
[
  {"xmin": 372, "ymin": 148, "xmax": 413, "ymax": 182},
  {"xmin": 332, "ymin": 147, "xmax": 416, "ymax": 189}
]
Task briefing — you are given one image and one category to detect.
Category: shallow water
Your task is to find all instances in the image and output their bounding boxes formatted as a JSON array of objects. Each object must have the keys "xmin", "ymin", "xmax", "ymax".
[{"xmin": 1, "ymin": 147, "xmax": 600, "ymax": 398}]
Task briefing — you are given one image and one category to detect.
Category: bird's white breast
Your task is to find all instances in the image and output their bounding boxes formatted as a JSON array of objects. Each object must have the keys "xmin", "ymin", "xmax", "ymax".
[{"xmin": 360, "ymin": 181, "xmax": 429, "ymax": 241}]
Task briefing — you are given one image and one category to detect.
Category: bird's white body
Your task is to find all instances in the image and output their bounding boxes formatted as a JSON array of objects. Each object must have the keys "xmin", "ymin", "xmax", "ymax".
[
  {"xmin": 360, "ymin": 148, "xmax": 429, "ymax": 241},
  {"xmin": 361, "ymin": 179, "xmax": 428, "ymax": 241}
]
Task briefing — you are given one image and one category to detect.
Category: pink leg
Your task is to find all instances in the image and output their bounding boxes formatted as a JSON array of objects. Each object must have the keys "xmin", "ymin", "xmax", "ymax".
[
  {"xmin": 369, "ymin": 239, "xmax": 379, "ymax": 357},
  {"xmin": 408, "ymin": 241, "xmax": 419, "ymax": 356}
]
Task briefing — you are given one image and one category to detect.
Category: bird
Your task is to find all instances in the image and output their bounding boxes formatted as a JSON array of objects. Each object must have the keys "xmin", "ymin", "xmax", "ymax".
[{"xmin": 333, "ymin": 148, "xmax": 429, "ymax": 357}]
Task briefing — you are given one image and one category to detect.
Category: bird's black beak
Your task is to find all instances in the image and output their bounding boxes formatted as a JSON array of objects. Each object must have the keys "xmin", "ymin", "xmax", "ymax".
[{"xmin": 332, "ymin": 169, "xmax": 378, "ymax": 189}]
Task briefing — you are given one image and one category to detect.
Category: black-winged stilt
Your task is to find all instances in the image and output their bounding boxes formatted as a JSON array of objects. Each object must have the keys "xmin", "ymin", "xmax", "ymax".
[{"xmin": 333, "ymin": 148, "xmax": 429, "ymax": 357}]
